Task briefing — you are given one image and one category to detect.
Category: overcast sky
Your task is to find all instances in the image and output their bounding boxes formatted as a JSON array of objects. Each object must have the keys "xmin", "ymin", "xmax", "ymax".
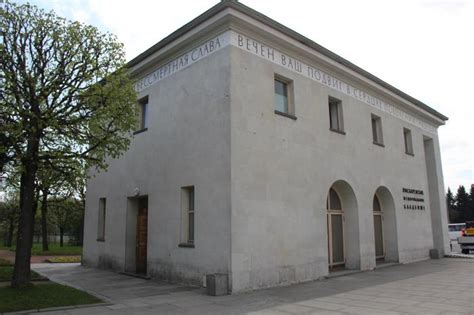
[{"xmin": 18, "ymin": 0, "xmax": 474, "ymax": 192}]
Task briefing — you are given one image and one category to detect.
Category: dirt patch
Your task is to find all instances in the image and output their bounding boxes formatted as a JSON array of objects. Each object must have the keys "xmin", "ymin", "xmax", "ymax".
[
  {"xmin": 0, "ymin": 250, "xmax": 80, "ymax": 264},
  {"xmin": 0, "ymin": 250, "xmax": 14, "ymax": 264}
]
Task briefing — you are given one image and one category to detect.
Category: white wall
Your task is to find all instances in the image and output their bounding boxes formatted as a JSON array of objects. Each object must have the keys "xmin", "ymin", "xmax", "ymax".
[
  {"xmin": 83, "ymin": 26, "xmax": 448, "ymax": 293},
  {"xmin": 229, "ymin": 35, "xmax": 442, "ymax": 291},
  {"xmin": 83, "ymin": 48, "xmax": 232, "ymax": 285}
]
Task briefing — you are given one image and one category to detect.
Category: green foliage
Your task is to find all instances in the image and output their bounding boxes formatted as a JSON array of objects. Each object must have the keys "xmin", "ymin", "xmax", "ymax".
[
  {"xmin": 447, "ymin": 185, "xmax": 474, "ymax": 223},
  {"xmin": 0, "ymin": 258, "xmax": 12, "ymax": 266},
  {"xmin": 48, "ymin": 198, "xmax": 83, "ymax": 239},
  {"xmin": 8, "ymin": 243, "xmax": 83, "ymax": 256},
  {"xmin": 469, "ymin": 185, "xmax": 474, "ymax": 219},
  {"xmin": 0, "ymin": 1, "xmax": 138, "ymax": 173},
  {"xmin": 0, "ymin": 283, "xmax": 101, "ymax": 312},
  {"xmin": 0, "ymin": 197, "xmax": 19, "ymax": 247},
  {"xmin": 32, "ymin": 243, "xmax": 82, "ymax": 256},
  {"xmin": 446, "ymin": 188, "xmax": 457, "ymax": 223},
  {"xmin": 1, "ymin": 1, "xmax": 138, "ymax": 286}
]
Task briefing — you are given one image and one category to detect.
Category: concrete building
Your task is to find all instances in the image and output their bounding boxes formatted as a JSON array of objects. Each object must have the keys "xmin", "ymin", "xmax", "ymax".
[{"xmin": 83, "ymin": 0, "xmax": 450, "ymax": 293}]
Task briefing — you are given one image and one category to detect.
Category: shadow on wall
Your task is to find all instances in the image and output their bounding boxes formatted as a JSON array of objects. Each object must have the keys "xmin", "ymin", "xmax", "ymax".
[{"xmin": 98, "ymin": 254, "xmax": 121, "ymax": 271}]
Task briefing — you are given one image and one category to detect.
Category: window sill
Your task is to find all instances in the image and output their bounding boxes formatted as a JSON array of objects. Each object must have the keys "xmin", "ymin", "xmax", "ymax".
[
  {"xmin": 373, "ymin": 141, "xmax": 385, "ymax": 148},
  {"xmin": 133, "ymin": 128, "xmax": 148, "ymax": 135},
  {"xmin": 178, "ymin": 243, "xmax": 195, "ymax": 248},
  {"xmin": 274, "ymin": 110, "xmax": 297, "ymax": 120},
  {"xmin": 97, "ymin": 238, "xmax": 105, "ymax": 242},
  {"xmin": 405, "ymin": 151, "xmax": 415, "ymax": 156},
  {"xmin": 329, "ymin": 128, "xmax": 346, "ymax": 135}
]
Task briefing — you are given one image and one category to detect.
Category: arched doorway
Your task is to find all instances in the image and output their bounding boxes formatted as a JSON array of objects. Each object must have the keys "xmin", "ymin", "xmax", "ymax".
[
  {"xmin": 327, "ymin": 188, "xmax": 345, "ymax": 269},
  {"xmin": 373, "ymin": 187, "xmax": 399, "ymax": 263},
  {"xmin": 373, "ymin": 194, "xmax": 385, "ymax": 260},
  {"xmin": 326, "ymin": 181, "xmax": 360, "ymax": 271}
]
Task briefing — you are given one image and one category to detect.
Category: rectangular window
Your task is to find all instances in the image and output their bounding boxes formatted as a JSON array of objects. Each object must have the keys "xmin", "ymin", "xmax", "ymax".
[
  {"xmin": 274, "ymin": 79, "xmax": 288, "ymax": 113},
  {"xmin": 137, "ymin": 96, "xmax": 148, "ymax": 131},
  {"xmin": 404, "ymin": 128, "xmax": 414, "ymax": 155},
  {"xmin": 371, "ymin": 114, "xmax": 384, "ymax": 146},
  {"xmin": 274, "ymin": 75, "xmax": 296, "ymax": 119},
  {"xmin": 97, "ymin": 198, "xmax": 106, "ymax": 241},
  {"xmin": 329, "ymin": 97, "xmax": 344, "ymax": 133},
  {"xmin": 180, "ymin": 186, "xmax": 195, "ymax": 246}
]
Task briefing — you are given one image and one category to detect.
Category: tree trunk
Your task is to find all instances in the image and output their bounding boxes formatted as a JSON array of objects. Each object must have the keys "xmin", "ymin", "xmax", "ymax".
[
  {"xmin": 31, "ymin": 188, "xmax": 40, "ymax": 249},
  {"xmin": 12, "ymin": 127, "xmax": 40, "ymax": 288},
  {"xmin": 12, "ymin": 169, "xmax": 37, "ymax": 287},
  {"xmin": 59, "ymin": 227, "xmax": 64, "ymax": 247},
  {"xmin": 79, "ymin": 197, "xmax": 85, "ymax": 246},
  {"xmin": 41, "ymin": 189, "xmax": 49, "ymax": 251}
]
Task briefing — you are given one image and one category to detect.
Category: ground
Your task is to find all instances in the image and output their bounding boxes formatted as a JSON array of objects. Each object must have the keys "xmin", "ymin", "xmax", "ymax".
[
  {"xmin": 0, "ymin": 283, "xmax": 101, "ymax": 313},
  {"xmin": 0, "ymin": 255, "xmax": 100, "ymax": 313},
  {"xmin": 0, "ymin": 244, "xmax": 81, "ymax": 264},
  {"xmin": 32, "ymin": 258, "xmax": 473, "ymax": 314}
]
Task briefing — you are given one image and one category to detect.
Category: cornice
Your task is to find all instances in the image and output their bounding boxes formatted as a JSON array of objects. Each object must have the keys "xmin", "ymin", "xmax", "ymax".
[{"xmin": 127, "ymin": 0, "xmax": 448, "ymax": 123}]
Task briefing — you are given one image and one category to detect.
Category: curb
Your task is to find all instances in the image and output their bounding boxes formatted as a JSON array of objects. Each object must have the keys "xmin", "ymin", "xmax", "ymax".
[{"xmin": 445, "ymin": 253, "xmax": 474, "ymax": 259}]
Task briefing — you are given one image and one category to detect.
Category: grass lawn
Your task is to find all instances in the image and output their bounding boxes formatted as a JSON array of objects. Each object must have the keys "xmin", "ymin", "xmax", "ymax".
[
  {"xmin": 7, "ymin": 243, "xmax": 82, "ymax": 256},
  {"xmin": 0, "ymin": 266, "xmax": 44, "ymax": 281},
  {"xmin": 0, "ymin": 283, "xmax": 101, "ymax": 313}
]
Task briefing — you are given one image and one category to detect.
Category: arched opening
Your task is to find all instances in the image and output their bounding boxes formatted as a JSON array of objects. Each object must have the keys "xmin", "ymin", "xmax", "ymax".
[
  {"xmin": 373, "ymin": 194, "xmax": 384, "ymax": 261},
  {"xmin": 327, "ymin": 188, "xmax": 344, "ymax": 268},
  {"xmin": 326, "ymin": 181, "xmax": 360, "ymax": 271},
  {"xmin": 373, "ymin": 187, "xmax": 398, "ymax": 263}
]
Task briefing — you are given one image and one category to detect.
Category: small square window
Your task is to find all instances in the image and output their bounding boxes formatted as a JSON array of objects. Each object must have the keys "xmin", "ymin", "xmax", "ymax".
[
  {"xmin": 371, "ymin": 114, "xmax": 384, "ymax": 146},
  {"xmin": 274, "ymin": 76, "xmax": 295, "ymax": 119},
  {"xmin": 97, "ymin": 198, "xmax": 106, "ymax": 241},
  {"xmin": 404, "ymin": 128, "xmax": 414, "ymax": 155},
  {"xmin": 180, "ymin": 186, "xmax": 195, "ymax": 246},
  {"xmin": 329, "ymin": 97, "xmax": 344, "ymax": 133},
  {"xmin": 137, "ymin": 96, "xmax": 148, "ymax": 131}
]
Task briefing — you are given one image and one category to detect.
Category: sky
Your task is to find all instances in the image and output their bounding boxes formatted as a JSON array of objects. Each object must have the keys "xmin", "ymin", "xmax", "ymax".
[{"xmin": 15, "ymin": 0, "xmax": 474, "ymax": 192}]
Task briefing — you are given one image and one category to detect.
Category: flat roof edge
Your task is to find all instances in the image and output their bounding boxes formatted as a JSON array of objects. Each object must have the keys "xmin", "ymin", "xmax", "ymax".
[{"xmin": 126, "ymin": 0, "xmax": 448, "ymax": 122}]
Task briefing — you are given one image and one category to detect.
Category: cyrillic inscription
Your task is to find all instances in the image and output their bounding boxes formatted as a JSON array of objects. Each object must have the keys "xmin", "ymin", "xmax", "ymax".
[
  {"xmin": 135, "ymin": 33, "xmax": 228, "ymax": 92},
  {"xmin": 233, "ymin": 32, "xmax": 437, "ymax": 134},
  {"xmin": 402, "ymin": 187, "xmax": 426, "ymax": 210},
  {"xmin": 134, "ymin": 30, "xmax": 437, "ymax": 134}
]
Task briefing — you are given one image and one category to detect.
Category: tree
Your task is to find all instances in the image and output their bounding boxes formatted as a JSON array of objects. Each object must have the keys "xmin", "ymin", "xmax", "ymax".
[
  {"xmin": 36, "ymin": 161, "xmax": 76, "ymax": 251},
  {"xmin": 49, "ymin": 197, "xmax": 83, "ymax": 247},
  {"xmin": 446, "ymin": 188, "xmax": 458, "ymax": 223},
  {"xmin": 1, "ymin": 2, "xmax": 138, "ymax": 287},
  {"xmin": 455, "ymin": 185, "xmax": 470, "ymax": 223},
  {"xmin": 467, "ymin": 185, "xmax": 474, "ymax": 221},
  {"xmin": 0, "ymin": 197, "xmax": 19, "ymax": 247},
  {"xmin": 37, "ymin": 163, "xmax": 87, "ymax": 249}
]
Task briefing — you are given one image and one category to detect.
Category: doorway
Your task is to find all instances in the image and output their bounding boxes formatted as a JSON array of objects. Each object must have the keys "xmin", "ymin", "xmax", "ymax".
[
  {"xmin": 373, "ymin": 186, "xmax": 398, "ymax": 263},
  {"xmin": 327, "ymin": 188, "xmax": 345, "ymax": 269},
  {"xmin": 136, "ymin": 197, "xmax": 148, "ymax": 275},
  {"xmin": 373, "ymin": 194, "xmax": 385, "ymax": 261}
]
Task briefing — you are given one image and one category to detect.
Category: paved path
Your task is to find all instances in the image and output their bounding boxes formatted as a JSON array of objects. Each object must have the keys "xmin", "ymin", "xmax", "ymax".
[{"xmin": 32, "ymin": 258, "xmax": 473, "ymax": 314}]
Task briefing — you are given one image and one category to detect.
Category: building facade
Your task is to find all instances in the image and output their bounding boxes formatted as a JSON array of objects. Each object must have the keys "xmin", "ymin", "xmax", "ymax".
[{"xmin": 83, "ymin": 0, "xmax": 450, "ymax": 293}]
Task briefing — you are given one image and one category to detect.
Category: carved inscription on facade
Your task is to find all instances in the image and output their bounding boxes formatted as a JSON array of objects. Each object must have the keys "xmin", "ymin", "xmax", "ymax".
[
  {"xmin": 232, "ymin": 32, "xmax": 437, "ymax": 134},
  {"xmin": 402, "ymin": 188, "xmax": 425, "ymax": 210},
  {"xmin": 134, "ymin": 29, "xmax": 437, "ymax": 134},
  {"xmin": 135, "ymin": 33, "xmax": 230, "ymax": 92}
]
